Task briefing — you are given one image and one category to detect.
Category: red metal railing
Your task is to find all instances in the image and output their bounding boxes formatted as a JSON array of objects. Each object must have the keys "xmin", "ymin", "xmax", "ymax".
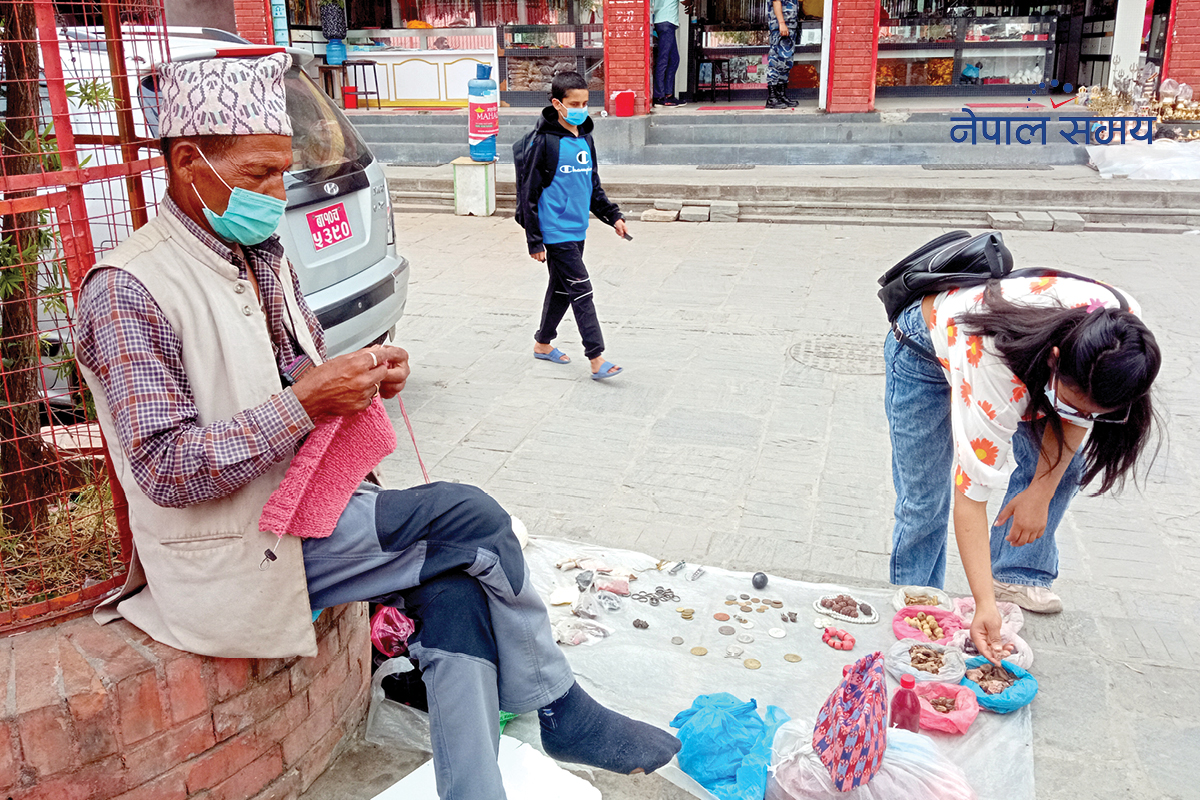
[{"xmin": 0, "ymin": 0, "xmax": 168, "ymax": 630}]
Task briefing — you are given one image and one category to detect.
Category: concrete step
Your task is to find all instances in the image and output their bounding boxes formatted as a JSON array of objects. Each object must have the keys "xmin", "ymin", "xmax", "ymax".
[{"xmin": 390, "ymin": 174, "xmax": 1200, "ymax": 213}]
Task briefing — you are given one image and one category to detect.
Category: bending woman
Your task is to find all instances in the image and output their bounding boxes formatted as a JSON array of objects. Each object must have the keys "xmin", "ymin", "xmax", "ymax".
[{"xmin": 885, "ymin": 273, "xmax": 1160, "ymax": 662}]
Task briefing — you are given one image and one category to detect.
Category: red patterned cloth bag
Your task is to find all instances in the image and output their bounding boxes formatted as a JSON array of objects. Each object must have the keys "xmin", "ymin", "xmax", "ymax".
[{"xmin": 811, "ymin": 651, "xmax": 888, "ymax": 791}]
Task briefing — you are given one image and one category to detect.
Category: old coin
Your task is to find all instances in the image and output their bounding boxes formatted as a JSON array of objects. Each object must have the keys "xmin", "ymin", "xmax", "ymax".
[
  {"xmin": 691, "ymin": 646, "xmax": 708, "ymax": 656},
  {"xmin": 740, "ymin": 605, "xmax": 752, "ymax": 612},
  {"xmin": 750, "ymin": 598, "xmax": 760, "ymax": 604},
  {"xmin": 725, "ymin": 645, "xmax": 744, "ymax": 658},
  {"xmin": 713, "ymin": 612, "xmax": 730, "ymax": 621},
  {"xmin": 725, "ymin": 599, "xmax": 737, "ymax": 606},
  {"xmin": 755, "ymin": 606, "xmax": 767, "ymax": 613},
  {"xmin": 744, "ymin": 658, "xmax": 762, "ymax": 670},
  {"xmin": 739, "ymin": 620, "xmax": 755, "ymax": 629},
  {"xmin": 784, "ymin": 653, "xmax": 802, "ymax": 663},
  {"xmin": 726, "ymin": 594, "xmax": 737, "ymax": 601},
  {"xmin": 772, "ymin": 601, "xmax": 784, "ymax": 608},
  {"xmin": 671, "ymin": 636, "xmax": 685, "ymax": 645},
  {"xmin": 736, "ymin": 633, "xmax": 755, "ymax": 644},
  {"xmin": 676, "ymin": 606, "xmax": 686, "ymax": 613},
  {"xmin": 719, "ymin": 625, "xmax": 736, "ymax": 635},
  {"xmin": 769, "ymin": 628, "xmax": 786, "ymax": 639},
  {"xmin": 682, "ymin": 608, "xmax": 695, "ymax": 614},
  {"xmin": 740, "ymin": 593, "xmax": 750, "ymax": 600}
]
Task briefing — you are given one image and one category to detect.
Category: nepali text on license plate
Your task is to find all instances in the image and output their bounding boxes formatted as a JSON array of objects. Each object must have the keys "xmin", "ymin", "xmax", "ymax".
[{"xmin": 307, "ymin": 202, "xmax": 352, "ymax": 251}]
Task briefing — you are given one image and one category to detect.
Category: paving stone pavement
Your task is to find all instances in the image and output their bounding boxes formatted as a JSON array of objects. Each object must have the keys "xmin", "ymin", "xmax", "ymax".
[{"xmin": 305, "ymin": 214, "xmax": 1200, "ymax": 800}]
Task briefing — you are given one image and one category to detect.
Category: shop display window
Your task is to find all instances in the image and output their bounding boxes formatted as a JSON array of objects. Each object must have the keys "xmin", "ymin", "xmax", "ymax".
[
  {"xmin": 878, "ymin": 23, "xmax": 955, "ymax": 44},
  {"xmin": 876, "ymin": 57, "xmax": 953, "ymax": 87},
  {"xmin": 963, "ymin": 18, "xmax": 1052, "ymax": 42},
  {"xmin": 958, "ymin": 53, "xmax": 1045, "ymax": 85}
]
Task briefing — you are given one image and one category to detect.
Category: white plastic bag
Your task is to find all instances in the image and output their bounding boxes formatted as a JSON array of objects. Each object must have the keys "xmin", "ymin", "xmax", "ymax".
[
  {"xmin": 890, "ymin": 585, "xmax": 952, "ymax": 611},
  {"xmin": 766, "ymin": 720, "xmax": 977, "ymax": 800},
  {"xmin": 365, "ymin": 657, "xmax": 432, "ymax": 753},
  {"xmin": 951, "ymin": 597, "xmax": 1025, "ymax": 634},
  {"xmin": 886, "ymin": 638, "xmax": 967, "ymax": 684}
]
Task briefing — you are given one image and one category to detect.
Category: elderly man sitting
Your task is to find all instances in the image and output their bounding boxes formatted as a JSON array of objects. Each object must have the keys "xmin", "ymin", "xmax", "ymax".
[{"xmin": 75, "ymin": 53, "xmax": 679, "ymax": 799}]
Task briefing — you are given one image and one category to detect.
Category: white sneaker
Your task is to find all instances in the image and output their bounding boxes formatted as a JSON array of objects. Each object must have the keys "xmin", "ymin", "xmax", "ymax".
[{"xmin": 992, "ymin": 580, "xmax": 1063, "ymax": 614}]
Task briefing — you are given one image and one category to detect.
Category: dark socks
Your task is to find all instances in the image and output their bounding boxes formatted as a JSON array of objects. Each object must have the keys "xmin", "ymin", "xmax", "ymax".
[{"xmin": 538, "ymin": 681, "xmax": 681, "ymax": 775}]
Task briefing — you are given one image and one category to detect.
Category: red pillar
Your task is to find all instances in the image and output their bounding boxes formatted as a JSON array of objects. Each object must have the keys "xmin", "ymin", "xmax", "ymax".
[
  {"xmin": 825, "ymin": 0, "xmax": 880, "ymax": 113},
  {"xmin": 603, "ymin": 0, "xmax": 653, "ymax": 115},
  {"xmin": 1164, "ymin": 0, "xmax": 1200, "ymax": 85},
  {"xmin": 233, "ymin": 0, "xmax": 273, "ymax": 45}
]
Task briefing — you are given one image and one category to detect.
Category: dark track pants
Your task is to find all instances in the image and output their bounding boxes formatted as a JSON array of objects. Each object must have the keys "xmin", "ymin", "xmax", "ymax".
[
  {"xmin": 535, "ymin": 240, "xmax": 605, "ymax": 360},
  {"xmin": 303, "ymin": 482, "xmax": 574, "ymax": 800}
]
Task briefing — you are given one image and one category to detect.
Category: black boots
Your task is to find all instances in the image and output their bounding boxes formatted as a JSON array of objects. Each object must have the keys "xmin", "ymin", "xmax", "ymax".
[{"xmin": 764, "ymin": 83, "xmax": 798, "ymax": 109}]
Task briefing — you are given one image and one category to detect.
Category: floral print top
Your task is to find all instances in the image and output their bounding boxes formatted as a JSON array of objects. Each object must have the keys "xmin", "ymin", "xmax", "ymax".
[{"xmin": 928, "ymin": 274, "xmax": 1141, "ymax": 502}]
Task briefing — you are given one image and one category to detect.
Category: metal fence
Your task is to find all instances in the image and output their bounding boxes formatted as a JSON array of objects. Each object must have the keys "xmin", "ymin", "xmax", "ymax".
[{"xmin": 0, "ymin": 0, "xmax": 168, "ymax": 630}]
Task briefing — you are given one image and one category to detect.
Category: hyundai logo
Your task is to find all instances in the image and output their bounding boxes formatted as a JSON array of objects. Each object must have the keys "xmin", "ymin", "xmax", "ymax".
[{"xmin": 323, "ymin": 182, "xmax": 340, "ymax": 196}]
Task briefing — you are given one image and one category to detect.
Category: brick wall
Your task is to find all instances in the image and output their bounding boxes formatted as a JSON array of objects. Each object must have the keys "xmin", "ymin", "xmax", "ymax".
[
  {"xmin": 233, "ymin": 0, "xmax": 273, "ymax": 45},
  {"xmin": 1165, "ymin": 0, "xmax": 1200, "ymax": 85},
  {"xmin": 0, "ymin": 603, "xmax": 371, "ymax": 800},
  {"xmin": 825, "ymin": 0, "xmax": 880, "ymax": 113},
  {"xmin": 603, "ymin": 0, "xmax": 652, "ymax": 115}
]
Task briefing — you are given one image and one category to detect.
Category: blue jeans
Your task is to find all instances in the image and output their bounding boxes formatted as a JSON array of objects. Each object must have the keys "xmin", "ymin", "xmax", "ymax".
[
  {"xmin": 653, "ymin": 22, "xmax": 679, "ymax": 100},
  {"xmin": 884, "ymin": 301, "xmax": 1085, "ymax": 589}
]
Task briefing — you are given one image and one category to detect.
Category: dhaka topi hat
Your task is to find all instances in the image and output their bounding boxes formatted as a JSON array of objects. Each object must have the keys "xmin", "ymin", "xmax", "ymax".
[{"xmin": 157, "ymin": 52, "xmax": 292, "ymax": 138}]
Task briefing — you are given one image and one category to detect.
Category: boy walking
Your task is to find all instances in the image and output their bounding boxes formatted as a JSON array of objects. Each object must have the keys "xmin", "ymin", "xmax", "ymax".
[{"xmin": 517, "ymin": 71, "xmax": 626, "ymax": 380}]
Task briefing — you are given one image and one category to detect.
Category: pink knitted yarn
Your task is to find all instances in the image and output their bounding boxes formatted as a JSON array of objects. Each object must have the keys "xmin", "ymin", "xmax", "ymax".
[{"xmin": 259, "ymin": 397, "xmax": 397, "ymax": 538}]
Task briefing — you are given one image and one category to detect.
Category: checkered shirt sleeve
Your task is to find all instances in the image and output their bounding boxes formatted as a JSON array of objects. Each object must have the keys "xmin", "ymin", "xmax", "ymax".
[{"xmin": 75, "ymin": 203, "xmax": 322, "ymax": 508}]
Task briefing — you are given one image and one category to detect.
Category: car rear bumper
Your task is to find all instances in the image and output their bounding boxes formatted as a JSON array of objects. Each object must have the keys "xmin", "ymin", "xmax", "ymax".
[{"xmin": 308, "ymin": 254, "xmax": 409, "ymax": 357}]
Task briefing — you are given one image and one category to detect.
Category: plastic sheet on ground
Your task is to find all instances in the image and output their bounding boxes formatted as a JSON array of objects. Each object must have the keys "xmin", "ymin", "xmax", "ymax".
[
  {"xmin": 1086, "ymin": 140, "xmax": 1200, "ymax": 181},
  {"xmin": 367, "ymin": 537, "xmax": 1035, "ymax": 800}
]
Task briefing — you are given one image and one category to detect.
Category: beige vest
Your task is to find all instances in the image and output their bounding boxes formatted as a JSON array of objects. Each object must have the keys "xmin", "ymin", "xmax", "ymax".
[{"xmin": 81, "ymin": 210, "xmax": 323, "ymax": 658}]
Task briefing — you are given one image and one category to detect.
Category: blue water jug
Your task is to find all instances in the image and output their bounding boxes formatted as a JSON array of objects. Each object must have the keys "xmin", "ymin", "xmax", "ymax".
[
  {"xmin": 468, "ymin": 63, "xmax": 498, "ymax": 162},
  {"xmin": 326, "ymin": 38, "xmax": 346, "ymax": 66}
]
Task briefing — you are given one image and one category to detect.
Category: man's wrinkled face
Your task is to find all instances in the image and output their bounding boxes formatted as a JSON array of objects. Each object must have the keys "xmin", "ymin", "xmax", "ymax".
[{"xmin": 190, "ymin": 134, "xmax": 293, "ymax": 214}]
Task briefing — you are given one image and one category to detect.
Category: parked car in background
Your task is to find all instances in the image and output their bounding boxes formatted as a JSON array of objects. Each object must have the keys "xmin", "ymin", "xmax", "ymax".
[{"xmin": 39, "ymin": 28, "xmax": 408, "ymax": 415}]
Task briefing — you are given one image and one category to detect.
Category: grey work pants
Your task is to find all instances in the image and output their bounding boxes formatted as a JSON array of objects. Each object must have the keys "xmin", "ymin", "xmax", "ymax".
[{"xmin": 303, "ymin": 481, "xmax": 575, "ymax": 800}]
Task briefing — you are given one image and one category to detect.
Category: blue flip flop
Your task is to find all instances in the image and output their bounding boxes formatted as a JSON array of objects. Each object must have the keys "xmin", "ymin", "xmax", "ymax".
[
  {"xmin": 534, "ymin": 347, "xmax": 570, "ymax": 364},
  {"xmin": 591, "ymin": 361, "xmax": 623, "ymax": 380}
]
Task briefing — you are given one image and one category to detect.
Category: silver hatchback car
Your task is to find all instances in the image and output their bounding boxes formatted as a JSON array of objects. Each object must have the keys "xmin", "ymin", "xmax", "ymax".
[
  {"xmin": 138, "ymin": 34, "xmax": 409, "ymax": 357},
  {"xmin": 42, "ymin": 28, "xmax": 408, "ymax": 413}
]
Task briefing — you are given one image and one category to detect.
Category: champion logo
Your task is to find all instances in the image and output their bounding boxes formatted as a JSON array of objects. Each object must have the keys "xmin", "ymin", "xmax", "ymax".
[
  {"xmin": 576, "ymin": 150, "xmax": 590, "ymax": 165},
  {"xmin": 559, "ymin": 164, "xmax": 593, "ymax": 174}
]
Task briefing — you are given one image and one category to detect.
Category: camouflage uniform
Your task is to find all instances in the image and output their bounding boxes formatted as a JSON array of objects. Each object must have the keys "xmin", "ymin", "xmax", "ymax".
[{"xmin": 766, "ymin": 0, "xmax": 799, "ymax": 85}]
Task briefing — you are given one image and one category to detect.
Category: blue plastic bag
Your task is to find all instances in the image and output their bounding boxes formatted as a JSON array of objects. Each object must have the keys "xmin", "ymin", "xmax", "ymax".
[
  {"xmin": 671, "ymin": 693, "xmax": 790, "ymax": 800},
  {"xmin": 960, "ymin": 656, "xmax": 1038, "ymax": 714}
]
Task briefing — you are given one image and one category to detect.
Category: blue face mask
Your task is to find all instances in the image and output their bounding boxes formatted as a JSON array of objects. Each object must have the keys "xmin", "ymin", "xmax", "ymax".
[
  {"xmin": 562, "ymin": 105, "xmax": 589, "ymax": 126},
  {"xmin": 193, "ymin": 149, "xmax": 287, "ymax": 246}
]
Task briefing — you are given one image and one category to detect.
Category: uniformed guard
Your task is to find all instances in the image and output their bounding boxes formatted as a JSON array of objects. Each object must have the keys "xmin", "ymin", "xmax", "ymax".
[{"xmin": 766, "ymin": 0, "xmax": 800, "ymax": 108}]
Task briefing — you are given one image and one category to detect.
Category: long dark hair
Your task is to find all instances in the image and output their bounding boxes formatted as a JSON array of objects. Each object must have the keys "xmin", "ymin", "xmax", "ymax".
[{"xmin": 959, "ymin": 282, "xmax": 1161, "ymax": 495}]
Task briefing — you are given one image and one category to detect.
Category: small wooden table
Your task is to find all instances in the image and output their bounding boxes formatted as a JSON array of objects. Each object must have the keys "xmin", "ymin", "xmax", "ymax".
[{"xmin": 318, "ymin": 64, "xmax": 348, "ymax": 108}]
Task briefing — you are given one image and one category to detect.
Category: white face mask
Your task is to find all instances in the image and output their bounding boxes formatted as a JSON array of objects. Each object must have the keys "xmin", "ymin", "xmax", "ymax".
[{"xmin": 1045, "ymin": 367, "xmax": 1130, "ymax": 429}]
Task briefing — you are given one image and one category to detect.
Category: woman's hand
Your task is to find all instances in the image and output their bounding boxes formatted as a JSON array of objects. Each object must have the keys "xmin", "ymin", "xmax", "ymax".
[
  {"xmin": 970, "ymin": 606, "xmax": 1014, "ymax": 666},
  {"xmin": 993, "ymin": 486, "xmax": 1052, "ymax": 546}
]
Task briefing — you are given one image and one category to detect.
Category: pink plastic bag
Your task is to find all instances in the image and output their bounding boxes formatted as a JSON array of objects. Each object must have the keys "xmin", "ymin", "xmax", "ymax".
[
  {"xmin": 371, "ymin": 606, "xmax": 416, "ymax": 657},
  {"xmin": 911, "ymin": 682, "xmax": 979, "ymax": 735},
  {"xmin": 891, "ymin": 606, "xmax": 963, "ymax": 645}
]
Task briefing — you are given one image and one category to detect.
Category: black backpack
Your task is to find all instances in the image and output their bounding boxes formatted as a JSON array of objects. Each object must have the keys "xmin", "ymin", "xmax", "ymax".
[
  {"xmin": 877, "ymin": 230, "xmax": 1013, "ymax": 323},
  {"xmin": 879, "ymin": 230, "xmax": 1128, "ymax": 363},
  {"xmin": 512, "ymin": 129, "xmax": 560, "ymax": 229}
]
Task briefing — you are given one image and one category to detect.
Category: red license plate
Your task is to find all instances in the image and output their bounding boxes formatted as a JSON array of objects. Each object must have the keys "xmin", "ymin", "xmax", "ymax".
[{"xmin": 306, "ymin": 202, "xmax": 352, "ymax": 251}]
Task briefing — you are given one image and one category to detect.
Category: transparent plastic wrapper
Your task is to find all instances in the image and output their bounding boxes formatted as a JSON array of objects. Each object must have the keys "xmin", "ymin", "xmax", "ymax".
[
  {"xmin": 1087, "ymin": 140, "xmax": 1200, "ymax": 181},
  {"xmin": 890, "ymin": 585, "xmax": 953, "ymax": 612},
  {"xmin": 365, "ymin": 657, "xmax": 432, "ymax": 753},
  {"xmin": 553, "ymin": 617, "xmax": 612, "ymax": 645},
  {"xmin": 671, "ymin": 693, "xmax": 790, "ymax": 800},
  {"xmin": 912, "ymin": 682, "xmax": 980, "ymax": 735},
  {"xmin": 370, "ymin": 606, "xmax": 417, "ymax": 657},
  {"xmin": 892, "ymin": 606, "xmax": 963, "ymax": 645},
  {"xmin": 950, "ymin": 597, "xmax": 1024, "ymax": 634},
  {"xmin": 886, "ymin": 638, "xmax": 966, "ymax": 684},
  {"xmin": 961, "ymin": 657, "xmax": 1038, "ymax": 714},
  {"xmin": 949, "ymin": 628, "xmax": 1034, "ymax": 670},
  {"xmin": 766, "ymin": 720, "xmax": 977, "ymax": 800}
]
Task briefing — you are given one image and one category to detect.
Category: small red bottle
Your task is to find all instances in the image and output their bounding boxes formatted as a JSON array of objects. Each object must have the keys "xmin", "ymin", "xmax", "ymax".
[{"xmin": 889, "ymin": 674, "xmax": 921, "ymax": 733}]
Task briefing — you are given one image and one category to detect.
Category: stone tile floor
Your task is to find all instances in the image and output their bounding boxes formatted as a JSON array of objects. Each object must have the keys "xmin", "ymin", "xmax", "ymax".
[{"xmin": 304, "ymin": 214, "xmax": 1199, "ymax": 800}]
